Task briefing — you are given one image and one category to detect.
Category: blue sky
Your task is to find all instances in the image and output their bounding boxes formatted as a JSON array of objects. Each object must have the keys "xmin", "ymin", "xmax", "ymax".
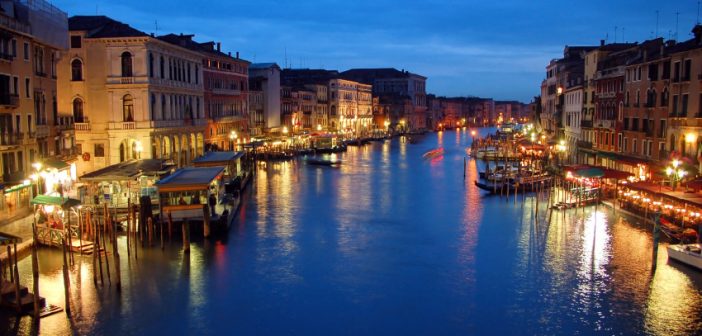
[{"xmin": 54, "ymin": 0, "xmax": 700, "ymax": 102}]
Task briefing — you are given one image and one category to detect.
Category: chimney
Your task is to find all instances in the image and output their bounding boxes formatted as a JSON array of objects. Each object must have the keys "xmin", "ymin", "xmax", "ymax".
[
  {"xmin": 666, "ymin": 40, "xmax": 676, "ymax": 48},
  {"xmin": 150, "ymin": 33, "xmax": 154, "ymax": 37},
  {"xmin": 600, "ymin": 39, "xmax": 605, "ymax": 46},
  {"xmin": 693, "ymin": 25, "xmax": 702, "ymax": 44},
  {"xmin": 236, "ymin": 51, "xmax": 239, "ymax": 59},
  {"xmin": 216, "ymin": 42, "xmax": 221, "ymax": 51}
]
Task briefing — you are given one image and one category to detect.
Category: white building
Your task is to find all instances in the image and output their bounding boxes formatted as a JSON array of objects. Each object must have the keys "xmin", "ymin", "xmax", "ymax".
[
  {"xmin": 563, "ymin": 85, "xmax": 583, "ymax": 162},
  {"xmin": 58, "ymin": 16, "xmax": 206, "ymax": 176},
  {"xmin": 249, "ymin": 63, "xmax": 281, "ymax": 134}
]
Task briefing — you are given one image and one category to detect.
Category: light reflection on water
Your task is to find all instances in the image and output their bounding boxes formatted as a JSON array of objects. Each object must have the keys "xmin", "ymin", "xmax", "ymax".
[{"xmin": 2, "ymin": 128, "xmax": 702, "ymax": 335}]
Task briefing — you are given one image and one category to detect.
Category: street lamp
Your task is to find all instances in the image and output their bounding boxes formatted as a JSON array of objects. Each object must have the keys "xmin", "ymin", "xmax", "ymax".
[
  {"xmin": 317, "ymin": 124, "xmax": 322, "ymax": 132},
  {"xmin": 666, "ymin": 159, "xmax": 687, "ymax": 191},
  {"xmin": 135, "ymin": 140, "xmax": 143, "ymax": 159},
  {"xmin": 229, "ymin": 131, "xmax": 237, "ymax": 151}
]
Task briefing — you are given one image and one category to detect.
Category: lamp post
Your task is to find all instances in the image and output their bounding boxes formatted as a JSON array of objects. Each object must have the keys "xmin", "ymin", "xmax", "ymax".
[
  {"xmin": 229, "ymin": 131, "xmax": 237, "ymax": 151},
  {"xmin": 31, "ymin": 162, "xmax": 42, "ymax": 195},
  {"xmin": 384, "ymin": 120, "xmax": 390, "ymax": 136},
  {"xmin": 666, "ymin": 159, "xmax": 687, "ymax": 191}
]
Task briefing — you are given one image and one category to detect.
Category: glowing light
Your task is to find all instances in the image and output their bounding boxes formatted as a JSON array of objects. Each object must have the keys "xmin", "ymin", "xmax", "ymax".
[{"xmin": 685, "ymin": 133, "xmax": 697, "ymax": 143}]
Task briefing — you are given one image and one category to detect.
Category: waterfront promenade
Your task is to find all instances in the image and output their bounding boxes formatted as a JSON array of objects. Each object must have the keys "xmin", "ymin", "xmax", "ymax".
[{"xmin": 2, "ymin": 128, "xmax": 702, "ymax": 335}]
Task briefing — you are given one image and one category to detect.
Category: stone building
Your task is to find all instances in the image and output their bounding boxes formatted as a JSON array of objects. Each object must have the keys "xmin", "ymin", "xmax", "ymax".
[
  {"xmin": 248, "ymin": 63, "xmax": 280, "ymax": 134},
  {"xmin": 59, "ymin": 16, "xmax": 206, "ymax": 177},
  {"xmin": 0, "ymin": 0, "xmax": 68, "ymax": 216}
]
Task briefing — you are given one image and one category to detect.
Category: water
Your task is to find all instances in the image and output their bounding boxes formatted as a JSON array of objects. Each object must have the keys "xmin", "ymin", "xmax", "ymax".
[{"xmin": 3, "ymin": 128, "xmax": 702, "ymax": 335}]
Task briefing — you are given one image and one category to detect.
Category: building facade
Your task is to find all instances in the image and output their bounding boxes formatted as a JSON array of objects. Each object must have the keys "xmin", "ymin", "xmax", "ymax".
[
  {"xmin": 60, "ymin": 16, "xmax": 206, "ymax": 177},
  {"xmin": 0, "ymin": 0, "xmax": 68, "ymax": 216},
  {"xmin": 248, "ymin": 63, "xmax": 281, "ymax": 134}
]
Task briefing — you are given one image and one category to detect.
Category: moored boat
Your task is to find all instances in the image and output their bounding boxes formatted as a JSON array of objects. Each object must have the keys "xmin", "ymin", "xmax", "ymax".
[
  {"xmin": 667, "ymin": 244, "xmax": 702, "ymax": 270},
  {"xmin": 306, "ymin": 157, "xmax": 342, "ymax": 166}
]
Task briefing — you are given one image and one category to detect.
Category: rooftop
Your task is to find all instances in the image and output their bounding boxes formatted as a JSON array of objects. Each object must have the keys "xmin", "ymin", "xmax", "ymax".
[
  {"xmin": 156, "ymin": 166, "xmax": 224, "ymax": 189},
  {"xmin": 192, "ymin": 151, "xmax": 244, "ymax": 164},
  {"xmin": 69, "ymin": 15, "xmax": 148, "ymax": 38},
  {"xmin": 80, "ymin": 159, "xmax": 174, "ymax": 181}
]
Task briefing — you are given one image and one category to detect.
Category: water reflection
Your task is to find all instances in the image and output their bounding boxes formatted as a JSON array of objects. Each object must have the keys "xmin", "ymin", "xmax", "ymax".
[{"xmin": 2, "ymin": 129, "xmax": 702, "ymax": 335}]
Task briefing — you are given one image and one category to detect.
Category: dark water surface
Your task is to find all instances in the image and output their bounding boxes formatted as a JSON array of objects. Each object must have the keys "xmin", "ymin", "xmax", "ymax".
[{"xmin": 3, "ymin": 128, "xmax": 702, "ymax": 335}]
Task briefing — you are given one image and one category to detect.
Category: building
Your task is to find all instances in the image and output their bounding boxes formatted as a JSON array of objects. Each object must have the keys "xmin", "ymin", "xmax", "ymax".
[
  {"xmin": 0, "ymin": 0, "xmax": 68, "ymax": 217},
  {"xmin": 330, "ymin": 78, "xmax": 373, "ymax": 136},
  {"xmin": 248, "ymin": 63, "xmax": 281, "ymax": 134},
  {"xmin": 667, "ymin": 26, "xmax": 702, "ymax": 174},
  {"xmin": 618, "ymin": 38, "xmax": 669, "ymax": 180},
  {"xmin": 59, "ymin": 16, "xmax": 206, "ymax": 178},
  {"xmin": 156, "ymin": 34, "xmax": 250, "ymax": 151},
  {"xmin": 340, "ymin": 68, "xmax": 427, "ymax": 131},
  {"xmin": 563, "ymin": 85, "xmax": 583, "ymax": 162}
]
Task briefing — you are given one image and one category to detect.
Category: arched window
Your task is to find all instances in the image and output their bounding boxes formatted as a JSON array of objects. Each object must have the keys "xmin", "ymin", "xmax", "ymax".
[
  {"xmin": 121, "ymin": 51, "xmax": 133, "ymax": 77},
  {"xmin": 149, "ymin": 53, "xmax": 154, "ymax": 78},
  {"xmin": 71, "ymin": 59, "xmax": 83, "ymax": 81},
  {"xmin": 123, "ymin": 94, "xmax": 134, "ymax": 121},
  {"xmin": 72, "ymin": 98, "xmax": 83, "ymax": 122},
  {"xmin": 160, "ymin": 56, "xmax": 165, "ymax": 79},
  {"xmin": 161, "ymin": 95, "xmax": 166, "ymax": 120}
]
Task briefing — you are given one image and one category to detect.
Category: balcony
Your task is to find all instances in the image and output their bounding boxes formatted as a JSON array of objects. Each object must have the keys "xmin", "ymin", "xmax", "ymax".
[
  {"xmin": 0, "ymin": 132, "xmax": 22, "ymax": 146},
  {"xmin": 35, "ymin": 125, "xmax": 49, "ymax": 138},
  {"xmin": 580, "ymin": 120, "xmax": 593, "ymax": 128},
  {"xmin": 0, "ymin": 94, "xmax": 19, "ymax": 109},
  {"xmin": 598, "ymin": 92, "xmax": 616, "ymax": 99},
  {"xmin": 75, "ymin": 122, "xmax": 91, "ymax": 132},
  {"xmin": 577, "ymin": 140, "xmax": 593, "ymax": 149},
  {"xmin": 0, "ymin": 52, "xmax": 13, "ymax": 61},
  {"xmin": 211, "ymin": 87, "xmax": 241, "ymax": 96},
  {"xmin": 35, "ymin": 71, "xmax": 47, "ymax": 78}
]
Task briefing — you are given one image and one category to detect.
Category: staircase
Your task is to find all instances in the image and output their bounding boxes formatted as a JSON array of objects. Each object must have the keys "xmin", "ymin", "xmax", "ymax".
[{"xmin": 1, "ymin": 280, "xmax": 46, "ymax": 314}]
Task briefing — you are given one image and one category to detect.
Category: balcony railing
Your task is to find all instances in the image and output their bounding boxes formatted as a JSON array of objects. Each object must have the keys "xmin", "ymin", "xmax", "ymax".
[
  {"xmin": 211, "ymin": 87, "xmax": 241, "ymax": 96},
  {"xmin": 0, "ymin": 52, "xmax": 13, "ymax": 61},
  {"xmin": 35, "ymin": 71, "xmax": 47, "ymax": 77},
  {"xmin": 580, "ymin": 120, "xmax": 593, "ymax": 128},
  {"xmin": 75, "ymin": 123, "xmax": 91, "ymax": 131},
  {"xmin": 35, "ymin": 125, "xmax": 49, "ymax": 138},
  {"xmin": 0, "ymin": 132, "xmax": 22, "ymax": 146},
  {"xmin": 0, "ymin": 94, "xmax": 19, "ymax": 108}
]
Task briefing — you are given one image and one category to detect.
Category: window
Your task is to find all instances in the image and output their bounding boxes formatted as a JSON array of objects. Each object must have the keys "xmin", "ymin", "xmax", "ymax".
[
  {"xmin": 682, "ymin": 94, "xmax": 689, "ymax": 116},
  {"xmin": 11, "ymin": 39, "xmax": 16, "ymax": 57},
  {"xmin": 659, "ymin": 119, "xmax": 666, "ymax": 138},
  {"xmin": 122, "ymin": 94, "xmax": 134, "ymax": 121},
  {"xmin": 12, "ymin": 76, "xmax": 18, "ymax": 95},
  {"xmin": 94, "ymin": 144, "xmax": 105, "ymax": 157},
  {"xmin": 661, "ymin": 88, "xmax": 669, "ymax": 107},
  {"xmin": 618, "ymin": 133, "xmax": 623, "ymax": 152},
  {"xmin": 34, "ymin": 47, "xmax": 43, "ymax": 75},
  {"xmin": 23, "ymin": 42, "xmax": 28, "ymax": 61},
  {"xmin": 672, "ymin": 94, "xmax": 679, "ymax": 115},
  {"xmin": 73, "ymin": 98, "xmax": 83, "ymax": 122},
  {"xmin": 623, "ymin": 137, "xmax": 628, "ymax": 152},
  {"xmin": 121, "ymin": 51, "xmax": 133, "ymax": 77},
  {"xmin": 633, "ymin": 139, "xmax": 637, "ymax": 153},
  {"xmin": 160, "ymin": 56, "xmax": 165, "ymax": 79},
  {"xmin": 150, "ymin": 93, "xmax": 156, "ymax": 120},
  {"xmin": 24, "ymin": 78, "xmax": 29, "ymax": 98},
  {"xmin": 673, "ymin": 61, "xmax": 681, "ymax": 82},
  {"xmin": 71, "ymin": 59, "xmax": 82, "ymax": 81},
  {"xmin": 659, "ymin": 142, "xmax": 666, "ymax": 158},
  {"xmin": 70, "ymin": 35, "xmax": 81, "ymax": 49},
  {"xmin": 683, "ymin": 59, "xmax": 691, "ymax": 81},
  {"xmin": 662, "ymin": 60, "xmax": 671, "ymax": 79},
  {"xmin": 149, "ymin": 53, "xmax": 154, "ymax": 78}
]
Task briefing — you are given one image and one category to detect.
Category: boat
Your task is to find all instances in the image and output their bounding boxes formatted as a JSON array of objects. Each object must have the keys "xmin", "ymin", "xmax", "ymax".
[
  {"xmin": 474, "ymin": 147, "xmax": 499, "ymax": 159},
  {"xmin": 473, "ymin": 178, "xmax": 552, "ymax": 194},
  {"xmin": 306, "ymin": 157, "xmax": 341, "ymax": 166},
  {"xmin": 667, "ymin": 244, "xmax": 702, "ymax": 270},
  {"xmin": 423, "ymin": 148, "xmax": 444, "ymax": 159}
]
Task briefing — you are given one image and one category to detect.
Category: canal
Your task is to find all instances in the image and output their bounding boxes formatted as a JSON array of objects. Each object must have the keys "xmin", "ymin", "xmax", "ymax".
[{"xmin": 3, "ymin": 128, "xmax": 702, "ymax": 335}]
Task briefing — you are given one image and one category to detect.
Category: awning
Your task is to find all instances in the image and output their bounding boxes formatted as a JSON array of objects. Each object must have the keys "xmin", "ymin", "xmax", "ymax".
[
  {"xmin": 0, "ymin": 232, "xmax": 21, "ymax": 246},
  {"xmin": 31, "ymin": 195, "xmax": 82, "ymax": 208}
]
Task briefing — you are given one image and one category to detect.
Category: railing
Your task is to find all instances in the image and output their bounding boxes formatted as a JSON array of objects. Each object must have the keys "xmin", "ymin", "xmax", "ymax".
[
  {"xmin": 121, "ymin": 121, "xmax": 135, "ymax": 130},
  {"xmin": 0, "ymin": 132, "xmax": 22, "ymax": 146},
  {"xmin": 0, "ymin": 93, "xmax": 19, "ymax": 108},
  {"xmin": 212, "ymin": 87, "xmax": 241, "ymax": 95},
  {"xmin": 35, "ymin": 125, "xmax": 49, "ymax": 137},
  {"xmin": 0, "ymin": 52, "xmax": 13, "ymax": 61},
  {"xmin": 75, "ymin": 122, "xmax": 91, "ymax": 131},
  {"xmin": 598, "ymin": 92, "xmax": 616, "ymax": 99},
  {"xmin": 580, "ymin": 120, "xmax": 593, "ymax": 128}
]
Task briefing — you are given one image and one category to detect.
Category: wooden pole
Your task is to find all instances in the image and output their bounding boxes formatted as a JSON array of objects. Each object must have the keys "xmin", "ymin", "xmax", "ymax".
[
  {"xmin": 92, "ymin": 217, "xmax": 98, "ymax": 286},
  {"xmin": 102, "ymin": 217, "xmax": 111, "ymax": 285},
  {"xmin": 203, "ymin": 205, "xmax": 211, "ymax": 238},
  {"xmin": 132, "ymin": 205, "xmax": 138, "ymax": 260},
  {"xmin": 112, "ymin": 215, "xmax": 121, "ymax": 292},
  {"xmin": 148, "ymin": 217, "xmax": 154, "ymax": 247},
  {"xmin": 62, "ymin": 238, "xmax": 71, "ymax": 316},
  {"xmin": 160, "ymin": 216, "xmax": 165, "ymax": 250},
  {"xmin": 182, "ymin": 218, "xmax": 190, "ymax": 253},
  {"xmin": 96, "ymin": 218, "xmax": 104, "ymax": 285},
  {"xmin": 126, "ymin": 198, "xmax": 131, "ymax": 258},
  {"xmin": 6, "ymin": 245, "xmax": 12, "ymax": 283},
  {"xmin": 652, "ymin": 213, "xmax": 661, "ymax": 270},
  {"xmin": 32, "ymin": 212, "xmax": 40, "ymax": 317},
  {"xmin": 12, "ymin": 244, "xmax": 20, "ymax": 313},
  {"xmin": 67, "ymin": 211, "xmax": 74, "ymax": 265},
  {"xmin": 168, "ymin": 212, "xmax": 173, "ymax": 242}
]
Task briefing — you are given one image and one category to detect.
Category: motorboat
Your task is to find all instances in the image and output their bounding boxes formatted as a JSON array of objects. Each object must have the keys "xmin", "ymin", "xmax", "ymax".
[
  {"xmin": 423, "ymin": 148, "xmax": 444, "ymax": 159},
  {"xmin": 667, "ymin": 244, "xmax": 702, "ymax": 270},
  {"xmin": 306, "ymin": 157, "xmax": 341, "ymax": 166}
]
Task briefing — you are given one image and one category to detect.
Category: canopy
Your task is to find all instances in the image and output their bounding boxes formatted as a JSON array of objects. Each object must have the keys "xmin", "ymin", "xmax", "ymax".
[
  {"xmin": 0, "ymin": 232, "xmax": 21, "ymax": 245},
  {"xmin": 31, "ymin": 195, "xmax": 81, "ymax": 208},
  {"xmin": 574, "ymin": 167, "xmax": 604, "ymax": 178},
  {"xmin": 156, "ymin": 166, "xmax": 224, "ymax": 192}
]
